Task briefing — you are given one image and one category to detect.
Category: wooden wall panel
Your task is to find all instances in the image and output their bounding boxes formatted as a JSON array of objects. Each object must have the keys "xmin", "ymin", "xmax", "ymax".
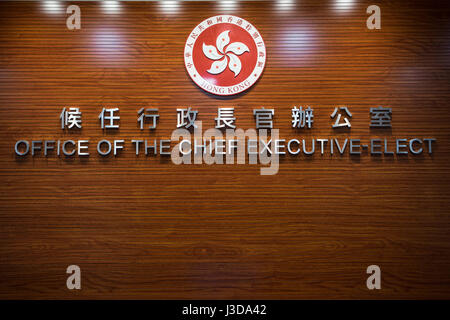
[{"xmin": 0, "ymin": 0, "xmax": 449, "ymax": 299}]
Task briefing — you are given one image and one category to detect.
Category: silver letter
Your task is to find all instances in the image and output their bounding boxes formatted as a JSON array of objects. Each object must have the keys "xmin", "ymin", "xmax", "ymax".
[
  {"xmin": 113, "ymin": 140, "xmax": 124, "ymax": 156},
  {"xmin": 409, "ymin": 139, "xmax": 423, "ymax": 154},
  {"xmin": 44, "ymin": 141, "xmax": 55, "ymax": 156},
  {"xmin": 62, "ymin": 140, "xmax": 76, "ymax": 156},
  {"xmin": 350, "ymin": 139, "xmax": 361, "ymax": 155},
  {"xmin": 15, "ymin": 140, "xmax": 29, "ymax": 156},
  {"xmin": 423, "ymin": 138, "xmax": 436, "ymax": 154},
  {"xmin": 288, "ymin": 139, "xmax": 300, "ymax": 155},
  {"xmin": 32, "ymin": 141, "xmax": 42, "ymax": 156},
  {"xmin": 396, "ymin": 139, "xmax": 408, "ymax": 154},
  {"xmin": 97, "ymin": 140, "xmax": 111, "ymax": 156},
  {"xmin": 370, "ymin": 139, "xmax": 382, "ymax": 155},
  {"xmin": 317, "ymin": 139, "xmax": 328, "ymax": 155},
  {"xmin": 78, "ymin": 140, "xmax": 89, "ymax": 156}
]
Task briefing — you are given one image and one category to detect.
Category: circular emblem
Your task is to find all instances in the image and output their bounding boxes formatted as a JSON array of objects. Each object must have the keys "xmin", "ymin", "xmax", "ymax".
[{"xmin": 184, "ymin": 15, "xmax": 266, "ymax": 96}]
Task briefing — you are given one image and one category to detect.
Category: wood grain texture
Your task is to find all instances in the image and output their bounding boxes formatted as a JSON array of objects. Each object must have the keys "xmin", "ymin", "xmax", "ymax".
[{"xmin": 0, "ymin": 0, "xmax": 449, "ymax": 299}]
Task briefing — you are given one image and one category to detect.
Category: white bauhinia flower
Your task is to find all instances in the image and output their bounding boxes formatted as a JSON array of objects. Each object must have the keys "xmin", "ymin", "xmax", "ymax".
[
  {"xmin": 202, "ymin": 43, "xmax": 223, "ymax": 60},
  {"xmin": 227, "ymin": 53, "xmax": 241, "ymax": 76},
  {"xmin": 216, "ymin": 30, "xmax": 230, "ymax": 54},
  {"xmin": 226, "ymin": 42, "xmax": 249, "ymax": 55},
  {"xmin": 207, "ymin": 56, "xmax": 228, "ymax": 74},
  {"xmin": 203, "ymin": 30, "xmax": 250, "ymax": 77}
]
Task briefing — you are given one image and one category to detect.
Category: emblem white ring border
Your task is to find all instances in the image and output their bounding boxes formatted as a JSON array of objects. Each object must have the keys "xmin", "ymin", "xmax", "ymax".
[{"xmin": 184, "ymin": 15, "xmax": 266, "ymax": 96}]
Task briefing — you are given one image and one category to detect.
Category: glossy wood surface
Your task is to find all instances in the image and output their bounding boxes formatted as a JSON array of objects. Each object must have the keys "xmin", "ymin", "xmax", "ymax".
[{"xmin": 0, "ymin": 0, "xmax": 449, "ymax": 299}]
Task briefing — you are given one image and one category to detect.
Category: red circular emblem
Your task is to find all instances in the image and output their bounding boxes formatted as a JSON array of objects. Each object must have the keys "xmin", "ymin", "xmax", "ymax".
[{"xmin": 184, "ymin": 15, "xmax": 266, "ymax": 96}]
